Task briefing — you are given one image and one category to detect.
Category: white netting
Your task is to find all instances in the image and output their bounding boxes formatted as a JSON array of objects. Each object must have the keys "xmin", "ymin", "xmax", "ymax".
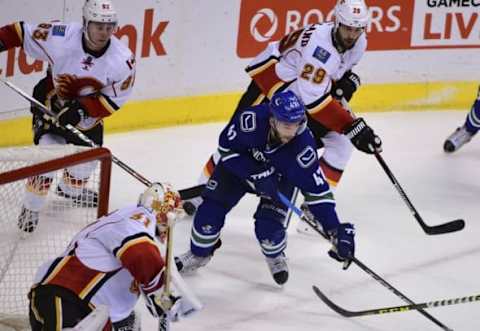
[{"xmin": 0, "ymin": 145, "xmax": 109, "ymax": 330}]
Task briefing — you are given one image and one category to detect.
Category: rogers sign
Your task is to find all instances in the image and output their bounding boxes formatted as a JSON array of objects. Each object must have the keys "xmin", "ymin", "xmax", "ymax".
[{"xmin": 237, "ymin": 0, "xmax": 480, "ymax": 58}]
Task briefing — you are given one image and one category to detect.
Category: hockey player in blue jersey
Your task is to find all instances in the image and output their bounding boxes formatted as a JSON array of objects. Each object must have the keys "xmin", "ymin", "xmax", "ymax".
[
  {"xmin": 175, "ymin": 91, "xmax": 362, "ymax": 285},
  {"xmin": 444, "ymin": 86, "xmax": 480, "ymax": 152}
]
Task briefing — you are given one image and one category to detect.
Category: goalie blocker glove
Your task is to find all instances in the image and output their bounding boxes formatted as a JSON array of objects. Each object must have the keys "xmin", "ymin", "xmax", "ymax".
[
  {"xmin": 331, "ymin": 70, "xmax": 360, "ymax": 102},
  {"xmin": 328, "ymin": 223, "xmax": 355, "ymax": 270},
  {"xmin": 344, "ymin": 117, "xmax": 382, "ymax": 154}
]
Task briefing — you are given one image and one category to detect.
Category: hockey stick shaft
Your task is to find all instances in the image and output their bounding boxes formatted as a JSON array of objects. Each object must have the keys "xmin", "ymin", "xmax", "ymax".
[
  {"xmin": 0, "ymin": 78, "xmax": 203, "ymax": 200},
  {"xmin": 158, "ymin": 216, "xmax": 175, "ymax": 331},
  {"xmin": 313, "ymin": 286, "xmax": 480, "ymax": 317},
  {"xmin": 158, "ymin": 214, "xmax": 203, "ymax": 331},
  {"xmin": 277, "ymin": 192, "xmax": 452, "ymax": 331},
  {"xmin": 374, "ymin": 152, "xmax": 464, "ymax": 235}
]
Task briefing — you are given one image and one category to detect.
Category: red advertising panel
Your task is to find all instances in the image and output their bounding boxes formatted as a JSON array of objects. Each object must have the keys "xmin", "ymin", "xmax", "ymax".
[{"xmin": 237, "ymin": 0, "xmax": 480, "ymax": 58}]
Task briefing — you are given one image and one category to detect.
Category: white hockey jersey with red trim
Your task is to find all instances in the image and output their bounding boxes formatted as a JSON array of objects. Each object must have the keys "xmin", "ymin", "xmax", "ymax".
[
  {"xmin": 246, "ymin": 22, "xmax": 366, "ymax": 132},
  {"xmin": 20, "ymin": 21, "xmax": 135, "ymax": 126},
  {"xmin": 33, "ymin": 205, "xmax": 164, "ymax": 323}
]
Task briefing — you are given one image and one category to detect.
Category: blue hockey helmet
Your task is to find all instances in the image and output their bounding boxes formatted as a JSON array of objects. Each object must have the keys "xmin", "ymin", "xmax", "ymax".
[{"xmin": 269, "ymin": 91, "xmax": 306, "ymax": 123}]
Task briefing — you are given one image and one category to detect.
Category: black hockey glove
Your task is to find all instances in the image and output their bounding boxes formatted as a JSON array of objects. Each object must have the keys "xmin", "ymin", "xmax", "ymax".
[
  {"xmin": 142, "ymin": 289, "xmax": 197, "ymax": 321},
  {"xmin": 54, "ymin": 99, "xmax": 85, "ymax": 127},
  {"xmin": 344, "ymin": 117, "xmax": 382, "ymax": 154},
  {"xmin": 331, "ymin": 70, "xmax": 360, "ymax": 102},
  {"xmin": 249, "ymin": 166, "xmax": 278, "ymax": 202},
  {"xmin": 328, "ymin": 223, "xmax": 355, "ymax": 270},
  {"xmin": 144, "ymin": 292, "xmax": 180, "ymax": 319}
]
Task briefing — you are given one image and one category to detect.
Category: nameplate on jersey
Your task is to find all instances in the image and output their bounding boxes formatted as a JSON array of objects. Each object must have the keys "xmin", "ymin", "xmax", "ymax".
[
  {"xmin": 52, "ymin": 25, "xmax": 66, "ymax": 37},
  {"xmin": 296, "ymin": 146, "xmax": 316, "ymax": 169},
  {"xmin": 313, "ymin": 46, "xmax": 330, "ymax": 64}
]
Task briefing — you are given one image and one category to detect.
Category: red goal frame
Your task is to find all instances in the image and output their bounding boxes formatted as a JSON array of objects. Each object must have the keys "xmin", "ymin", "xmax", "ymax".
[{"xmin": 0, "ymin": 147, "xmax": 112, "ymax": 217}]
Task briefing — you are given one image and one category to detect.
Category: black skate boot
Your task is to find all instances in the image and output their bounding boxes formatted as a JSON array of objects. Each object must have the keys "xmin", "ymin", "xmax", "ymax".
[
  {"xmin": 17, "ymin": 206, "xmax": 39, "ymax": 233},
  {"xmin": 56, "ymin": 185, "xmax": 98, "ymax": 208},
  {"xmin": 265, "ymin": 252, "xmax": 289, "ymax": 285}
]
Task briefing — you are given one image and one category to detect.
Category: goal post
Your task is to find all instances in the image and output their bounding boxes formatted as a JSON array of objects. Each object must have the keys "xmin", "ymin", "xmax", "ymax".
[{"xmin": 0, "ymin": 145, "xmax": 112, "ymax": 330}]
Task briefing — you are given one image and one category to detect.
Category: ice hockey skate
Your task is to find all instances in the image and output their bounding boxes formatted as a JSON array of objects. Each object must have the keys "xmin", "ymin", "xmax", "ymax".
[
  {"xmin": 55, "ymin": 185, "xmax": 99, "ymax": 208},
  {"xmin": 17, "ymin": 206, "xmax": 39, "ymax": 233},
  {"xmin": 175, "ymin": 250, "xmax": 212, "ymax": 274},
  {"xmin": 443, "ymin": 125, "xmax": 475, "ymax": 153},
  {"xmin": 265, "ymin": 252, "xmax": 289, "ymax": 285}
]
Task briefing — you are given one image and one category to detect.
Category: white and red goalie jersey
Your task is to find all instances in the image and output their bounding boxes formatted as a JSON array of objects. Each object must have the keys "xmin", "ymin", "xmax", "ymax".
[
  {"xmin": 33, "ymin": 205, "xmax": 164, "ymax": 323},
  {"xmin": 0, "ymin": 21, "xmax": 135, "ymax": 129},
  {"xmin": 246, "ymin": 22, "xmax": 366, "ymax": 133}
]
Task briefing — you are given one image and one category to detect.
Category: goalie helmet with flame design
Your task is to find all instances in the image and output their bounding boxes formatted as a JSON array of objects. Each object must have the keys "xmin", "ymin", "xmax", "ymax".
[{"xmin": 138, "ymin": 183, "xmax": 182, "ymax": 232}]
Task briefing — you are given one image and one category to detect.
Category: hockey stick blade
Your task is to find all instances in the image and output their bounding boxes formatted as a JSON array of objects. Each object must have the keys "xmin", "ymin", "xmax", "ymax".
[
  {"xmin": 278, "ymin": 193, "xmax": 452, "ymax": 330},
  {"xmin": 423, "ymin": 219, "xmax": 465, "ymax": 235},
  {"xmin": 375, "ymin": 152, "xmax": 464, "ymax": 236},
  {"xmin": 313, "ymin": 286, "xmax": 358, "ymax": 317},
  {"xmin": 313, "ymin": 285, "xmax": 480, "ymax": 319}
]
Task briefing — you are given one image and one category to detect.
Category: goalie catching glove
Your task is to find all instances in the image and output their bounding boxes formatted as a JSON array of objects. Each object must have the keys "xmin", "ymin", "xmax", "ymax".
[
  {"xmin": 344, "ymin": 117, "xmax": 382, "ymax": 154},
  {"xmin": 328, "ymin": 223, "xmax": 355, "ymax": 270},
  {"xmin": 140, "ymin": 270, "xmax": 197, "ymax": 321}
]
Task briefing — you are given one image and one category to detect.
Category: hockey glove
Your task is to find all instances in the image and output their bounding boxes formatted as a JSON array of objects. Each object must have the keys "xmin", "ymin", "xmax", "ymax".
[
  {"xmin": 328, "ymin": 223, "xmax": 355, "ymax": 270},
  {"xmin": 249, "ymin": 166, "xmax": 278, "ymax": 201},
  {"xmin": 54, "ymin": 99, "xmax": 85, "ymax": 127},
  {"xmin": 331, "ymin": 70, "xmax": 360, "ymax": 102},
  {"xmin": 143, "ymin": 290, "xmax": 197, "ymax": 321},
  {"xmin": 344, "ymin": 117, "xmax": 382, "ymax": 154}
]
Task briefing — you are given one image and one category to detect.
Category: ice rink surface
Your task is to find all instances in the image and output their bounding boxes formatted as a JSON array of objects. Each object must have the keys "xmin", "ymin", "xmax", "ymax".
[{"xmin": 106, "ymin": 110, "xmax": 479, "ymax": 331}]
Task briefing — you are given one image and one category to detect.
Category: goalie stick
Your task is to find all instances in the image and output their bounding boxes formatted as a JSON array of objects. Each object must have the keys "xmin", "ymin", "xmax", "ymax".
[
  {"xmin": 157, "ymin": 212, "xmax": 175, "ymax": 331},
  {"xmin": 313, "ymin": 286, "xmax": 480, "ymax": 318},
  {"xmin": 157, "ymin": 211, "xmax": 203, "ymax": 331},
  {"xmin": 0, "ymin": 78, "xmax": 204, "ymax": 201},
  {"xmin": 276, "ymin": 192, "xmax": 453, "ymax": 331},
  {"xmin": 374, "ymin": 152, "xmax": 464, "ymax": 235}
]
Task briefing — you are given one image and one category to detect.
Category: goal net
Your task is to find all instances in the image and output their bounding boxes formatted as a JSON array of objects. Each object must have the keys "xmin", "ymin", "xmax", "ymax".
[{"xmin": 0, "ymin": 145, "xmax": 111, "ymax": 330}]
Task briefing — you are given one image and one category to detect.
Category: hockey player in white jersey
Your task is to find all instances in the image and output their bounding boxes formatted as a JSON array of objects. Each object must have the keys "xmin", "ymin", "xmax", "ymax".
[
  {"xmin": 0, "ymin": 0, "xmax": 136, "ymax": 232},
  {"xmin": 184, "ymin": 0, "xmax": 382, "ymax": 223},
  {"xmin": 28, "ymin": 183, "xmax": 195, "ymax": 331}
]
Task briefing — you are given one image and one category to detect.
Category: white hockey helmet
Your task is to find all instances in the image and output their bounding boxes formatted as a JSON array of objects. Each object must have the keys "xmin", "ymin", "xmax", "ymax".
[
  {"xmin": 334, "ymin": 0, "xmax": 369, "ymax": 29},
  {"xmin": 83, "ymin": 0, "xmax": 118, "ymax": 28}
]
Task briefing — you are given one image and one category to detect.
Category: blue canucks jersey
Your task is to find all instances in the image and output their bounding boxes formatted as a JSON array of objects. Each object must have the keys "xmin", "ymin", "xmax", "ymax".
[{"xmin": 218, "ymin": 104, "xmax": 340, "ymax": 231}]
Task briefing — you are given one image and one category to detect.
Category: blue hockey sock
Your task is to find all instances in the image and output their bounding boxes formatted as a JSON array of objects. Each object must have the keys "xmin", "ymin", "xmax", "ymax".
[{"xmin": 465, "ymin": 97, "xmax": 480, "ymax": 135}]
